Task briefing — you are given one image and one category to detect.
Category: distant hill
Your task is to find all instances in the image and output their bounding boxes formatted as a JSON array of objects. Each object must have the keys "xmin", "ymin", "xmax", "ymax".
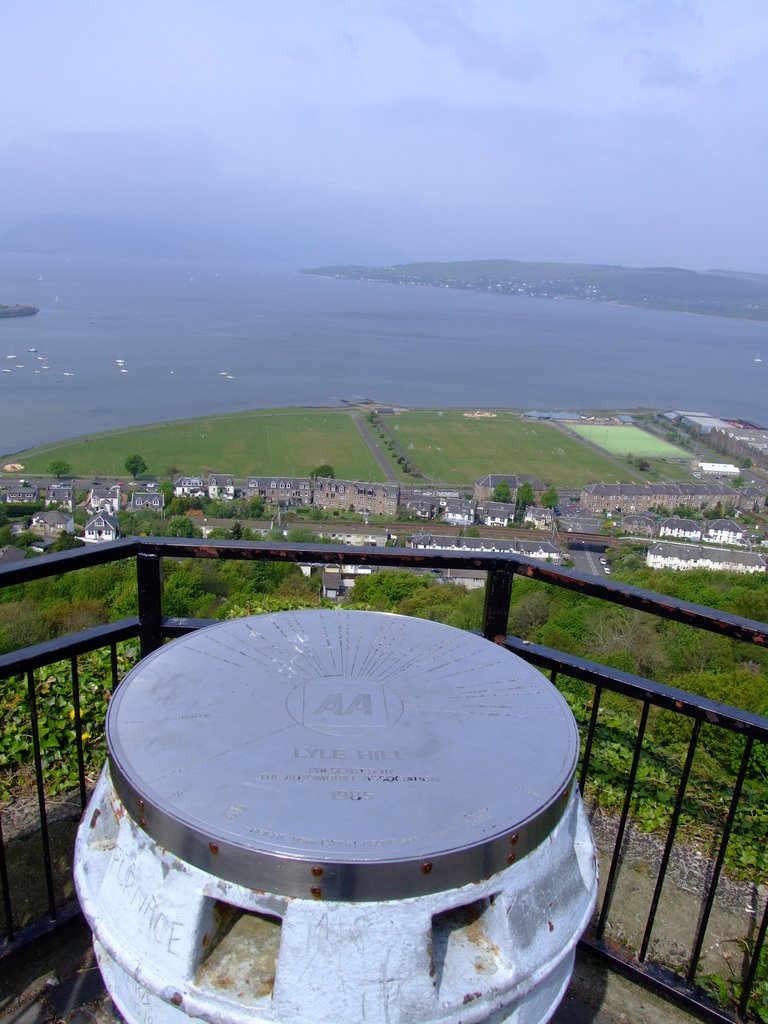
[
  {"xmin": 0, "ymin": 214, "xmax": 252, "ymax": 260},
  {"xmin": 303, "ymin": 259, "xmax": 768, "ymax": 321}
]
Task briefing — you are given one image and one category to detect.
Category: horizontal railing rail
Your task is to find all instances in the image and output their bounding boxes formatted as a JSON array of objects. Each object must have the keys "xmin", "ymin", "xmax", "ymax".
[{"xmin": 1, "ymin": 538, "xmax": 766, "ymax": 1022}]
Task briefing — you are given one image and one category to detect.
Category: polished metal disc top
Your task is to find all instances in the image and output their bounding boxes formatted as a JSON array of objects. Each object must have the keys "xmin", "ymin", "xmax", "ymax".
[{"xmin": 107, "ymin": 611, "xmax": 579, "ymax": 900}]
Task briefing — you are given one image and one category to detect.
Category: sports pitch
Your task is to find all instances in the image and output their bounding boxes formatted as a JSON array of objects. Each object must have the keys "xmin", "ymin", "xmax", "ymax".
[
  {"xmin": 569, "ymin": 424, "xmax": 688, "ymax": 459},
  {"xmin": 387, "ymin": 411, "xmax": 644, "ymax": 485}
]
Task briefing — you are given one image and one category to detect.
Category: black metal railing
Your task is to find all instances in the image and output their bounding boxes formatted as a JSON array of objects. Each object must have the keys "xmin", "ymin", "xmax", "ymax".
[{"xmin": 1, "ymin": 537, "xmax": 767, "ymax": 1022}]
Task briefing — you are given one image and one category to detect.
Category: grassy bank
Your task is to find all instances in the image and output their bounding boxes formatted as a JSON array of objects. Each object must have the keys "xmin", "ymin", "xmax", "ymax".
[{"xmin": 11, "ymin": 408, "xmax": 385, "ymax": 481}]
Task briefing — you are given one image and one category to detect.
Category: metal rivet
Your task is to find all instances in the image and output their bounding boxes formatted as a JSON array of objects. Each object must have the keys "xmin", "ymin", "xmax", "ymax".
[
  {"xmin": 89, "ymin": 809, "xmax": 101, "ymax": 829},
  {"xmin": 170, "ymin": 992, "xmax": 183, "ymax": 1007},
  {"xmin": 139, "ymin": 818, "xmax": 147, "ymax": 829},
  {"xmin": 310, "ymin": 886, "xmax": 322, "ymax": 898},
  {"xmin": 421, "ymin": 862, "xmax": 432, "ymax": 874},
  {"xmin": 563, "ymin": 788, "xmax": 570, "ymax": 801},
  {"xmin": 209, "ymin": 842, "xmax": 219, "ymax": 855},
  {"xmin": 510, "ymin": 833, "xmax": 519, "ymax": 845},
  {"xmin": 138, "ymin": 798, "xmax": 145, "ymax": 811},
  {"xmin": 507, "ymin": 852, "xmax": 516, "ymax": 864},
  {"xmin": 311, "ymin": 866, "xmax": 323, "ymax": 877}
]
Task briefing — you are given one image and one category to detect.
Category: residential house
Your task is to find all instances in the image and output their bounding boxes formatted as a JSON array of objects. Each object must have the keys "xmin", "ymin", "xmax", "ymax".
[
  {"xmin": 646, "ymin": 543, "xmax": 764, "ymax": 574},
  {"xmin": 658, "ymin": 517, "xmax": 702, "ymax": 542},
  {"xmin": 620, "ymin": 514, "xmax": 656, "ymax": 536},
  {"xmin": 30, "ymin": 510, "xmax": 74, "ymax": 536},
  {"xmin": 322, "ymin": 566, "xmax": 343, "ymax": 600},
  {"xmin": 0, "ymin": 545, "xmax": 25, "ymax": 566},
  {"xmin": 312, "ymin": 525, "xmax": 392, "ymax": 547},
  {"xmin": 4, "ymin": 482, "xmax": 39, "ymax": 504},
  {"xmin": 705, "ymin": 519, "xmax": 747, "ymax": 546},
  {"xmin": 45, "ymin": 483, "xmax": 74, "ymax": 511},
  {"xmin": 479, "ymin": 501, "xmax": 516, "ymax": 527},
  {"xmin": 129, "ymin": 491, "xmax": 165, "ymax": 512},
  {"xmin": 87, "ymin": 485, "xmax": 121, "ymax": 515},
  {"xmin": 400, "ymin": 495, "xmax": 437, "ymax": 520},
  {"xmin": 408, "ymin": 534, "xmax": 562, "ymax": 564},
  {"xmin": 313, "ymin": 478, "xmax": 399, "ymax": 516},
  {"xmin": 739, "ymin": 486, "xmax": 768, "ymax": 513},
  {"xmin": 173, "ymin": 476, "xmax": 206, "ymax": 498},
  {"xmin": 473, "ymin": 474, "xmax": 546, "ymax": 505},
  {"xmin": 83, "ymin": 513, "xmax": 120, "ymax": 544},
  {"xmin": 247, "ymin": 476, "xmax": 312, "ymax": 506},
  {"xmin": 442, "ymin": 498, "xmax": 476, "ymax": 526},
  {"xmin": 580, "ymin": 482, "xmax": 737, "ymax": 515},
  {"xmin": 208, "ymin": 474, "xmax": 236, "ymax": 501},
  {"xmin": 523, "ymin": 506, "xmax": 555, "ymax": 530}
]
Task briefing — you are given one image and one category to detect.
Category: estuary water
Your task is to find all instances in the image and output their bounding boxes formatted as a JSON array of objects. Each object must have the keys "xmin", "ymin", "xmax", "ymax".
[{"xmin": 0, "ymin": 252, "xmax": 766, "ymax": 456}]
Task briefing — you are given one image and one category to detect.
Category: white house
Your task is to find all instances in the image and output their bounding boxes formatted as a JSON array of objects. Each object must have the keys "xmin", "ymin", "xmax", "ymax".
[
  {"xmin": 646, "ymin": 542, "xmax": 764, "ymax": 573},
  {"xmin": 173, "ymin": 476, "xmax": 206, "ymax": 498},
  {"xmin": 87, "ymin": 485, "xmax": 121, "ymax": 515},
  {"xmin": 658, "ymin": 517, "xmax": 702, "ymax": 541},
  {"xmin": 208, "ymin": 474, "xmax": 236, "ymax": 501},
  {"xmin": 480, "ymin": 501, "xmax": 516, "ymax": 527},
  {"xmin": 442, "ymin": 498, "xmax": 476, "ymax": 526},
  {"xmin": 705, "ymin": 519, "xmax": 747, "ymax": 546},
  {"xmin": 408, "ymin": 534, "xmax": 562, "ymax": 564},
  {"xmin": 83, "ymin": 513, "xmax": 120, "ymax": 544}
]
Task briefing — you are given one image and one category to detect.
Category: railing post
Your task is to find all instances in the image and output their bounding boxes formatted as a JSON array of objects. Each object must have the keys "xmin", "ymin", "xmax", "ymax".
[
  {"xmin": 137, "ymin": 552, "xmax": 163, "ymax": 658},
  {"xmin": 482, "ymin": 568, "xmax": 514, "ymax": 640}
]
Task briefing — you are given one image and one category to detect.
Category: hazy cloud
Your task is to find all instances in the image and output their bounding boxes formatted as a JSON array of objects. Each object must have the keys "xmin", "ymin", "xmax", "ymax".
[{"xmin": 0, "ymin": 0, "xmax": 767, "ymax": 269}]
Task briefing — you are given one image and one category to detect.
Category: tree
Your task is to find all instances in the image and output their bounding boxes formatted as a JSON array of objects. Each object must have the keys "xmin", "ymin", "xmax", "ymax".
[
  {"xmin": 491, "ymin": 480, "xmax": 513, "ymax": 503},
  {"xmin": 311, "ymin": 464, "xmax": 335, "ymax": 479},
  {"xmin": 515, "ymin": 482, "xmax": 535, "ymax": 521},
  {"xmin": 166, "ymin": 515, "xmax": 199, "ymax": 537},
  {"xmin": 541, "ymin": 485, "xmax": 559, "ymax": 508},
  {"xmin": 124, "ymin": 453, "xmax": 148, "ymax": 479},
  {"xmin": 47, "ymin": 460, "xmax": 72, "ymax": 479}
]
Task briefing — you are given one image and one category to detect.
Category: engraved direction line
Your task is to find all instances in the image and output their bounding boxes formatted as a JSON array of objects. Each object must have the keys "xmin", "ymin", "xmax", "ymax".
[
  {"xmin": 143, "ymin": 722, "xmax": 301, "ymax": 785},
  {"xmin": 279, "ymin": 613, "xmax": 337, "ymax": 676}
]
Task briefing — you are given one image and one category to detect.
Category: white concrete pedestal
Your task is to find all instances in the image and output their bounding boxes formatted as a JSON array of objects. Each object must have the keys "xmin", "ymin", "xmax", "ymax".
[{"xmin": 74, "ymin": 611, "xmax": 597, "ymax": 1024}]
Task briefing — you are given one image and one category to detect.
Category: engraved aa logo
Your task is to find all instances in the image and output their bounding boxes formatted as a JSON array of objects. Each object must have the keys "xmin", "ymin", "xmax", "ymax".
[{"xmin": 286, "ymin": 678, "xmax": 403, "ymax": 736}]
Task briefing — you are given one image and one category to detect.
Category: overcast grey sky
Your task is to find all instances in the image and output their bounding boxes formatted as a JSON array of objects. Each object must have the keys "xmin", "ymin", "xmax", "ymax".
[{"xmin": 2, "ymin": 0, "xmax": 767, "ymax": 269}]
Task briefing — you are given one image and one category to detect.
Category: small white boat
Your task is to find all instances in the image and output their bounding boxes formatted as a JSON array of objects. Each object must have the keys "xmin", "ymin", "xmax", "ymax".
[
  {"xmin": 62, "ymin": 371, "xmax": 74, "ymax": 377},
  {"xmin": 6, "ymin": 354, "xmax": 17, "ymax": 359},
  {"xmin": 120, "ymin": 368, "xmax": 128, "ymax": 373},
  {"xmin": 14, "ymin": 364, "xmax": 24, "ymax": 368},
  {"xmin": 755, "ymin": 352, "xmax": 763, "ymax": 363},
  {"xmin": 2, "ymin": 368, "xmax": 11, "ymax": 373}
]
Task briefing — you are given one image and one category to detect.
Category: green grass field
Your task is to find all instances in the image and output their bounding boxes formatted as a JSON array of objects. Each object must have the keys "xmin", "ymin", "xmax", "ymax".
[
  {"xmin": 569, "ymin": 424, "xmax": 688, "ymax": 459},
  {"xmin": 12, "ymin": 409, "xmax": 386, "ymax": 481},
  {"xmin": 386, "ymin": 411, "xmax": 644, "ymax": 486}
]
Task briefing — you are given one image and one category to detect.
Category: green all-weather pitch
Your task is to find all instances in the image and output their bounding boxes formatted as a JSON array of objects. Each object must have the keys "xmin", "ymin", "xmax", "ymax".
[{"xmin": 569, "ymin": 424, "xmax": 688, "ymax": 459}]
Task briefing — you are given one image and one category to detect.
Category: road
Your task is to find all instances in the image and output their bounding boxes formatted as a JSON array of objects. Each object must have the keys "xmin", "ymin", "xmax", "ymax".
[
  {"xmin": 348, "ymin": 410, "xmax": 399, "ymax": 483},
  {"xmin": 570, "ymin": 540, "xmax": 610, "ymax": 578}
]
